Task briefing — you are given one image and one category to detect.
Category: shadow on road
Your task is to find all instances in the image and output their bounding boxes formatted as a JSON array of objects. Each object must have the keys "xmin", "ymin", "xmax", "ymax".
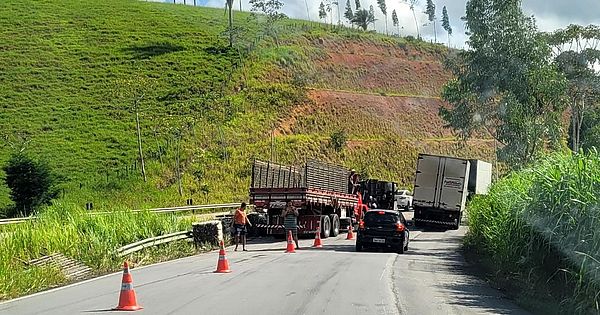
[
  {"xmin": 438, "ymin": 281, "xmax": 523, "ymax": 314},
  {"xmin": 82, "ymin": 308, "xmax": 115, "ymax": 313}
]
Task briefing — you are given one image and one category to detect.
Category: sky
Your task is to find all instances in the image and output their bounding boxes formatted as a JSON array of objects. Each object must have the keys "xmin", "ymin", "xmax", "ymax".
[{"xmin": 157, "ymin": 0, "xmax": 600, "ymax": 49}]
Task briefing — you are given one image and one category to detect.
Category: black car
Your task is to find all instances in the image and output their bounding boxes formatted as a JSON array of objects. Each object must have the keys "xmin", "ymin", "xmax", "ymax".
[{"xmin": 356, "ymin": 210, "xmax": 410, "ymax": 254}]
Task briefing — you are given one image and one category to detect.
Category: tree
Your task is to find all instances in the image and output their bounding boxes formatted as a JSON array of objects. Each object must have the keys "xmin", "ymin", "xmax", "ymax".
[
  {"xmin": 114, "ymin": 78, "xmax": 155, "ymax": 183},
  {"xmin": 441, "ymin": 6, "xmax": 452, "ymax": 46},
  {"xmin": 377, "ymin": 0, "xmax": 388, "ymax": 35},
  {"xmin": 440, "ymin": 0, "xmax": 568, "ymax": 168},
  {"xmin": 392, "ymin": 9, "xmax": 399, "ymax": 36},
  {"xmin": 355, "ymin": 0, "xmax": 361, "ymax": 10},
  {"xmin": 352, "ymin": 9, "xmax": 374, "ymax": 31},
  {"xmin": 330, "ymin": 130, "xmax": 347, "ymax": 152},
  {"xmin": 576, "ymin": 108, "xmax": 600, "ymax": 151},
  {"xmin": 368, "ymin": 5, "xmax": 376, "ymax": 29},
  {"xmin": 249, "ymin": 0, "xmax": 286, "ymax": 46},
  {"xmin": 403, "ymin": 0, "xmax": 420, "ymax": 38},
  {"xmin": 547, "ymin": 24, "xmax": 600, "ymax": 152},
  {"xmin": 424, "ymin": 0, "xmax": 436, "ymax": 42},
  {"xmin": 344, "ymin": 0, "xmax": 354, "ymax": 26},
  {"xmin": 225, "ymin": 0, "xmax": 235, "ymax": 47},
  {"xmin": 319, "ymin": 1, "xmax": 327, "ymax": 22},
  {"xmin": 3, "ymin": 153, "xmax": 60, "ymax": 217}
]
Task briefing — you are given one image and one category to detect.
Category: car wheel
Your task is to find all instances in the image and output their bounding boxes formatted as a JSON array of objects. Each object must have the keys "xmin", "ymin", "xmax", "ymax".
[
  {"xmin": 329, "ymin": 214, "xmax": 340, "ymax": 237},
  {"xmin": 397, "ymin": 240, "xmax": 405, "ymax": 254},
  {"xmin": 356, "ymin": 241, "xmax": 363, "ymax": 252},
  {"xmin": 321, "ymin": 216, "xmax": 331, "ymax": 238}
]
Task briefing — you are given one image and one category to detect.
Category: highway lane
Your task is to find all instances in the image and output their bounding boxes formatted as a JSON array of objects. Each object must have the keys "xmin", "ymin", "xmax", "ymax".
[{"xmin": 0, "ymin": 228, "xmax": 529, "ymax": 315}]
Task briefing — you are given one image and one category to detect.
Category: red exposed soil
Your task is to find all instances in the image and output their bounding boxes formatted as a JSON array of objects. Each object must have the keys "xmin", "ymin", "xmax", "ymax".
[
  {"xmin": 305, "ymin": 89, "xmax": 454, "ymax": 138},
  {"xmin": 310, "ymin": 38, "xmax": 452, "ymax": 96}
]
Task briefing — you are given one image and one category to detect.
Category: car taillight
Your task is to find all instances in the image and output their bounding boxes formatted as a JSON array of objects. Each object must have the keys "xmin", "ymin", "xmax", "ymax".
[
  {"xmin": 359, "ymin": 220, "xmax": 365, "ymax": 230},
  {"xmin": 378, "ymin": 211, "xmax": 385, "ymax": 214},
  {"xmin": 395, "ymin": 222, "xmax": 405, "ymax": 232}
]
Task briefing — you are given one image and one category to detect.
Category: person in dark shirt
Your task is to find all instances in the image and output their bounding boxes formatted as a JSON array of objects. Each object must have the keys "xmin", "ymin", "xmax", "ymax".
[{"xmin": 282, "ymin": 202, "xmax": 300, "ymax": 249}]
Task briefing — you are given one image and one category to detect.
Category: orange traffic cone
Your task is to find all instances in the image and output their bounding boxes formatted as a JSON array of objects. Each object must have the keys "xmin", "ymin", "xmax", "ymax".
[
  {"xmin": 313, "ymin": 225, "xmax": 323, "ymax": 248},
  {"xmin": 114, "ymin": 261, "xmax": 143, "ymax": 311},
  {"xmin": 285, "ymin": 230, "xmax": 296, "ymax": 253},
  {"xmin": 215, "ymin": 240, "xmax": 232, "ymax": 273},
  {"xmin": 346, "ymin": 224, "xmax": 355, "ymax": 240}
]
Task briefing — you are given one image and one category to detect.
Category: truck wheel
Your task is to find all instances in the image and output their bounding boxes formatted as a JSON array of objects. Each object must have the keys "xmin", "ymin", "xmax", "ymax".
[
  {"xmin": 452, "ymin": 220, "xmax": 460, "ymax": 230},
  {"xmin": 321, "ymin": 216, "xmax": 331, "ymax": 239},
  {"xmin": 329, "ymin": 214, "xmax": 340, "ymax": 237},
  {"xmin": 413, "ymin": 219, "xmax": 423, "ymax": 228}
]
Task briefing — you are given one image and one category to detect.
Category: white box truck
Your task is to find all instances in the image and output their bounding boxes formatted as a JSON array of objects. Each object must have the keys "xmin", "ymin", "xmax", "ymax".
[{"xmin": 412, "ymin": 154, "xmax": 492, "ymax": 230}]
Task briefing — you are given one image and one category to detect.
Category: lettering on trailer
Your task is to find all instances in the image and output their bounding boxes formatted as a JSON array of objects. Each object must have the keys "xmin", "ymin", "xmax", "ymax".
[
  {"xmin": 442, "ymin": 177, "xmax": 463, "ymax": 189},
  {"xmin": 270, "ymin": 201, "xmax": 287, "ymax": 208}
]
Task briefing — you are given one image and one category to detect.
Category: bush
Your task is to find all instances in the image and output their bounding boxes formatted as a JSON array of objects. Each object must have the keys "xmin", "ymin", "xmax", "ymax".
[
  {"xmin": 329, "ymin": 130, "xmax": 347, "ymax": 152},
  {"xmin": 2, "ymin": 153, "xmax": 60, "ymax": 217}
]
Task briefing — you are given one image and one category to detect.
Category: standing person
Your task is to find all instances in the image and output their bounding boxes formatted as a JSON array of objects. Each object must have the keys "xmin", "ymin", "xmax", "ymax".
[
  {"xmin": 348, "ymin": 169, "xmax": 359, "ymax": 194},
  {"xmin": 282, "ymin": 202, "xmax": 300, "ymax": 249},
  {"xmin": 233, "ymin": 202, "xmax": 252, "ymax": 251}
]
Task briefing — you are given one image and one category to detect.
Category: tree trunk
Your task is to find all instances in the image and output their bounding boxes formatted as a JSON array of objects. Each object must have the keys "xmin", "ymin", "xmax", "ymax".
[
  {"xmin": 412, "ymin": 9, "xmax": 420, "ymax": 38},
  {"xmin": 305, "ymin": 0, "xmax": 311, "ymax": 21},
  {"xmin": 176, "ymin": 135, "xmax": 183, "ymax": 197},
  {"xmin": 135, "ymin": 110, "xmax": 147, "ymax": 182},
  {"xmin": 228, "ymin": 5, "xmax": 234, "ymax": 47},
  {"xmin": 153, "ymin": 129, "xmax": 163, "ymax": 167},
  {"xmin": 433, "ymin": 20, "xmax": 437, "ymax": 43},
  {"xmin": 239, "ymin": 0, "xmax": 242, "ymax": 11},
  {"xmin": 385, "ymin": 14, "xmax": 388, "ymax": 36}
]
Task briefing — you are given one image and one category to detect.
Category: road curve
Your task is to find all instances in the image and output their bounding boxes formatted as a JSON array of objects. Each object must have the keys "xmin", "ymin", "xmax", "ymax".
[{"xmin": 0, "ymin": 228, "xmax": 529, "ymax": 315}]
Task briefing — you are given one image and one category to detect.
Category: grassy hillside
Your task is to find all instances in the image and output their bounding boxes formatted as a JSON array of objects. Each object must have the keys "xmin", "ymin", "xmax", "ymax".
[{"xmin": 0, "ymin": 0, "xmax": 493, "ymax": 214}]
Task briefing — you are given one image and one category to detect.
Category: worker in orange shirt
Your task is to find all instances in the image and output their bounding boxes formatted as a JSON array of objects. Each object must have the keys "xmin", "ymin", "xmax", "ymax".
[{"xmin": 233, "ymin": 202, "xmax": 252, "ymax": 251}]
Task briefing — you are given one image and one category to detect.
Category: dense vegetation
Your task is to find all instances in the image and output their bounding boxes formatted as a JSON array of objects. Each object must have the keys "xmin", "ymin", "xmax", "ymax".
[
  {"xmin": 0, "ymin": 203, "xmax": 196, "ymax": 300},
  {"xmin": 466, "ymin": 152, "xmax": 600, "ymax": 314}
]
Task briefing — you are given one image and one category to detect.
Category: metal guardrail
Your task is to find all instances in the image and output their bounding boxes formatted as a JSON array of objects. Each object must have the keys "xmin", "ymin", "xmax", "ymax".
[
  {"xmin": 117, "ymin": 231, "xmax": 193, "ymax": 257},
  {"xmin": 0, "ymin": 203, "xmax": 241, "ymax": 226}
]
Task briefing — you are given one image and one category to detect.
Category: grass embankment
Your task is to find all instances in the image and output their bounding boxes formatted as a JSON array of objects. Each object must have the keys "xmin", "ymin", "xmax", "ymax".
[
  {"xmin": 0, "ymin": 0, "xmax": 454, "ymax": 212},
  {"xmin": 0, "ymin": 204, "xmax": 201, "ymax": 300},
  {"xmin": 466, "ymin": 151, "xmax": 600, "ymax": 314}
]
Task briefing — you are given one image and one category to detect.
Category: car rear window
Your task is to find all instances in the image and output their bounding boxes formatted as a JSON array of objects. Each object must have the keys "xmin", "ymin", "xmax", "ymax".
[{"xmin": 364, "ymin": 212, "xmax": 399, "ymax": 225}]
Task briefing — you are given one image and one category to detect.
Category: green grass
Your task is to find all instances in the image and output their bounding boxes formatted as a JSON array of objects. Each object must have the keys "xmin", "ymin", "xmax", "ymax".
[
  {"xmin": 0, "ymin": 0, "xmax": 460, "ymax": 214},
  {"xmin": 0, "ymin": 203, "xmax": 197, "ymax": 300},
  {"xmin": 466, "ymin": 151, "xmax": 600, "ymax": 314}
]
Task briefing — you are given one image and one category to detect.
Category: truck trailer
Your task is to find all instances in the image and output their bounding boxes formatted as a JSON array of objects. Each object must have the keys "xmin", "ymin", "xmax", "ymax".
[
  {"xmin": 412, "ymin": 154, "xmax": 492, "ymax": 230},
  {"xmin": 249, "ymin": 159, "xmax": 368, "ymax": 238}
]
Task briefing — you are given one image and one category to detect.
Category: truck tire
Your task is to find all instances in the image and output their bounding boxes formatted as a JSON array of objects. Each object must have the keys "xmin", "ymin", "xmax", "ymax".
[
  {"xmin": 452, "ymin": 220, "xmax": 460, "ymax": 230},
  {"xmin": 321, "ymin": 216, "xmax": 331, "ymax": 239},
  {"xmin": 329, "ymin": 214, "xmax": 340, "ymax": 237},
  {"xmin": 413, "ymin": 219, "xmax": 423, "ymax": 228}
]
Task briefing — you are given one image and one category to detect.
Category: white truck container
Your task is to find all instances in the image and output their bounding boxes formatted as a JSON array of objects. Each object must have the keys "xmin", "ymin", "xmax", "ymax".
[
  {"xmin": 412, "ymin": 154, "xmax": 491, "ymax": 230},
  {"xmin": 468, "ymin": 160, "xmax": 493, "ymax": 196}
]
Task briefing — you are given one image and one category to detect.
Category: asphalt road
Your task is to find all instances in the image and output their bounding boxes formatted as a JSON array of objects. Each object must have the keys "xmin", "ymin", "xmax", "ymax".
[{"xmin": 0, "ymin": 227, "xmax": 529, "ymax": 315}]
